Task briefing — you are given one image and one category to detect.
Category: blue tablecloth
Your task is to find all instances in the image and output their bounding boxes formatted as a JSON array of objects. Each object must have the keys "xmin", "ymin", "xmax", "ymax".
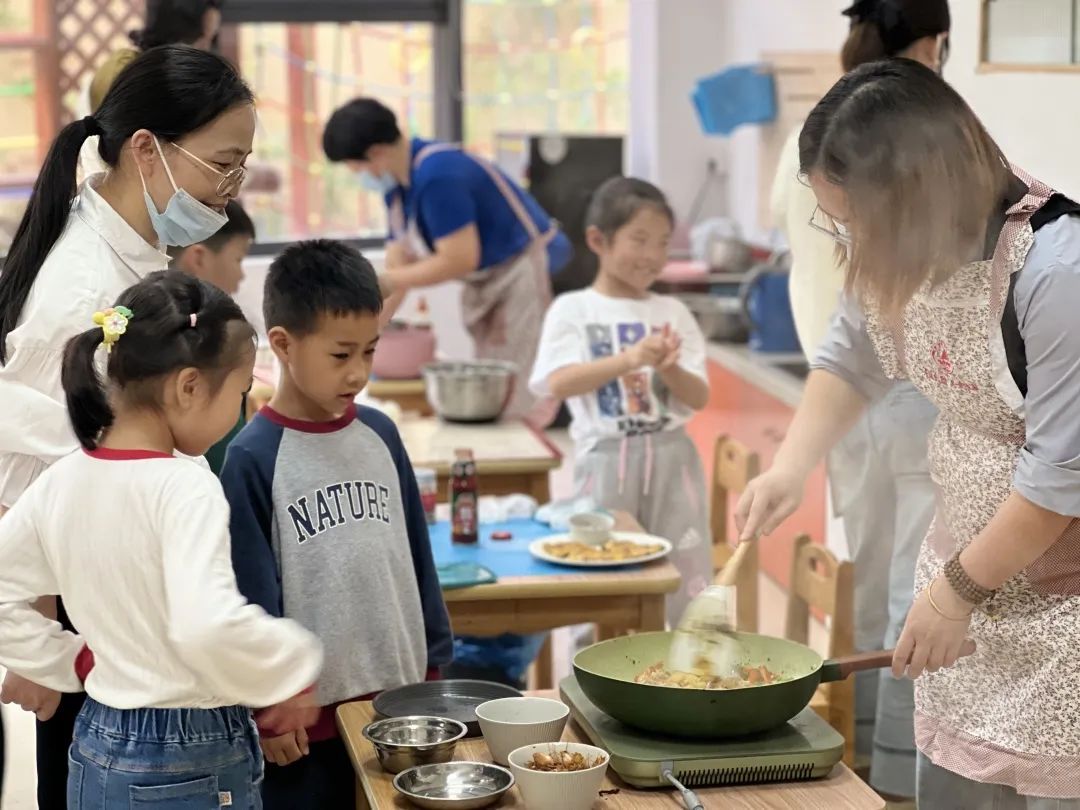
[{"xmin": 429, "ymin": 518, "xmax": 572, "ymax": 579}]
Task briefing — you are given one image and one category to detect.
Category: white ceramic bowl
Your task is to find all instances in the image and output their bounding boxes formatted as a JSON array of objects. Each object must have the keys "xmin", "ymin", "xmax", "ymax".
[
  {"xmin": 568, "ymin": 512, "xmax": 615, "ymax": 546},
  {"xmin": 474, "ymin": 697, "xmax": 569, "ymax": 766},
  {"xmin": 507, "ymin": 743, "xmax": 609, "ymax": 810}
]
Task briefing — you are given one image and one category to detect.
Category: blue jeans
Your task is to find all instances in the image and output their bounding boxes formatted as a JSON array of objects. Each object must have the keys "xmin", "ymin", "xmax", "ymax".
[{"xmin": 67, "ymin": 698, "xmax": 263, "ymax": 809}]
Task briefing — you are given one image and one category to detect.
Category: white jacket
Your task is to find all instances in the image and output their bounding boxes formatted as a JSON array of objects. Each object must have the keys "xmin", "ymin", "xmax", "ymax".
[
  {"xmin": 769, "ymin": 127, "xmax": 846, "ymax": 362},
  {"xmin": 0, "ymin": 174, "xmax": 168, "ymax": 507}
]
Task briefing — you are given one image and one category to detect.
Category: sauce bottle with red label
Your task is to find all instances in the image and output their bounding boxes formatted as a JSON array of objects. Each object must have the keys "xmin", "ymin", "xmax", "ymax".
[{"xmin": 450, "ymin": 448, "xmax": 478, "ymax": 544}]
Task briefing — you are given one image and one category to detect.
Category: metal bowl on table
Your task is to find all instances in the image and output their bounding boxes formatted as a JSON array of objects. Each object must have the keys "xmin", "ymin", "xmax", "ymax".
[
  {"xmin": 393, "ymin": 762, "xmax": 515, "ymax": 810},
  {"xmin": 362, "ymin": 715, "xmax": 468, "ymax": 774},
  {"xmin": 422, "ymin": 361, "xmax": 518, "ymax": 423},
  {"xmin": 679, "ymin": 292, "xmax": 748, "ymax": 343}
]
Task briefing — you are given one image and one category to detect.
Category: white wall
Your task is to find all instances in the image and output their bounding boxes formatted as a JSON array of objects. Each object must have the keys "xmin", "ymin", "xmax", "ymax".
[
  {"xmin": 948, "ymin": 2, "xmax": 1080, "ymax": 199},
  {"xmin": 628, "ymin": 0, "xmax": 850, "ymax": 242},
  {"xmin": 634, "ymin": 0, "xmax": 1080, "ymax": 240}
]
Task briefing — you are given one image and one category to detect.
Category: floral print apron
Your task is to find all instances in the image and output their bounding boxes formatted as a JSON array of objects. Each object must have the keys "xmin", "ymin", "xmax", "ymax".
[
  {"xmin": 863, "ymin": 169, "xmax": 1080, "ymax": 798},
  {"xmin": 390, "ymin": 143, "xmax": 559, "ymax": 426}
]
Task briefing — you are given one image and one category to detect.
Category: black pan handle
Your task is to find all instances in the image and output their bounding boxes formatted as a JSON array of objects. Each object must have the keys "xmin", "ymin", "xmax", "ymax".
[{"xmin": 819, "ymin": 650, "xmax": 895, "ymax": 683}]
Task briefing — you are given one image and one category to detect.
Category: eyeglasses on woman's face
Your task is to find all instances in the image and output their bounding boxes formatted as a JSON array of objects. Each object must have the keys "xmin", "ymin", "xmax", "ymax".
[{"xmin": 808, "ymin": 204, "xmax": 852, "ymax": 248}]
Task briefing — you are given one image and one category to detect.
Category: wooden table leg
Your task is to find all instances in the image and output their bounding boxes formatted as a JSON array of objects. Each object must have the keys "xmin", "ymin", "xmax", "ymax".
[
  {"xmin": 534, "ymin": 634, "xmax": 554, "ymax": 690},
  {"xmin": 595, "ymin": 625, "xmax": 618, "ymax": 642},
  {"xmin": 529, "ymin": 473, "xmax": 551, "ymax": 504},
  {"xmin": 639, "ymin": 594, "xmax": 667, "ymax": 632}
]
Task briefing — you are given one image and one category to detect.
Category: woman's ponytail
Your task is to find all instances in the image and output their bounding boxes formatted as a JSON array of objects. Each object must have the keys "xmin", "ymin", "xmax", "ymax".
[
  {"xmin": 61, "ymin": 327, "xmax": 113, "ymax": 450},
  {"xmin": 0, "ymin": 117, "xmax": 95, "ymax": 364},
  {"xmin": 841, "ymin": 20, "xmax": 888, "ymax": 72}
]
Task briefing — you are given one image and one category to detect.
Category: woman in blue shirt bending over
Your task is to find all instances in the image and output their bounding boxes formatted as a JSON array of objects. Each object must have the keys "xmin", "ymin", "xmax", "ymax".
[{"xmin": 322, "ymin": 98, "xmax": 572, "ymax": 427}]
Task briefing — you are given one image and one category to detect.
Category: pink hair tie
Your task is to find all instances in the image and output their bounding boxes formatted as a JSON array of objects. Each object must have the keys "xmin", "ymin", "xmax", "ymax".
[{"xmin": 189, "ymin": 313, "xmax": 197, "ymax": 328}]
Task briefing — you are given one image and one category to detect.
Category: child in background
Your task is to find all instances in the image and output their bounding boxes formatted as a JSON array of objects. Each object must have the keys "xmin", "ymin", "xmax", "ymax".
[
  {"xmin": 0, "ymin": 271, "xmax": 322, "ymax": 808},
  {"xmin": 529, "ymin": 177, "xmax": 712, "ymax": 619},
  {"xmin": 168, "ymin": 199, "xmax": 254, "ymax": 298},
  {"xmin": 221, "ymin": 240, "xmax": 453, "ymax": 809},
  {"xmin": 169, "ymin": 199, "xmax": 257, "ymax": 475}
]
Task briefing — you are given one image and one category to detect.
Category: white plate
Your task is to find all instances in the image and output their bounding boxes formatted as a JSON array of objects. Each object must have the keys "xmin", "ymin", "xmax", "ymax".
[{"xmin": 528, "ymin": 532, "xmax": 673, "ymax": 569}]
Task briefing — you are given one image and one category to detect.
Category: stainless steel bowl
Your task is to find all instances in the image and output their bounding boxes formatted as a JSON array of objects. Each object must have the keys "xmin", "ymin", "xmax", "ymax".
[
  {"xmin": 679, "ymin": 293, "xmax": 748, "ymax": 343},
  {"xmin": 393, "ymin": 762, "xmax": 515, "ymax": 809},
  {"xmin": 363, "ymin": 716, "xmax": 468, "ymax": 774},
  {"xmin": 422, "ymin": 361, "xmax": 518, "ymax": 423}
]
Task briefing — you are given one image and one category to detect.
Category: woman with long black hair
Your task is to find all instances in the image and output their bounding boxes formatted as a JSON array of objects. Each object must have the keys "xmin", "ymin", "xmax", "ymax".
[{"xmin": 0, "ymin": 44, "xmax": 254, "ymax": 809}]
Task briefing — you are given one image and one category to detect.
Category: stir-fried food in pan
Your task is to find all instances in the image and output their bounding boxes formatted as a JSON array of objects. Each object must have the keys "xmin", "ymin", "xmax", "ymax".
[
  {"xmin": 635, "ymin": 661, "xmax": 784, "ymax": 690},
  {"xmin": 542, "ymin": 539, "xmax": 664, "ymax": 562}
]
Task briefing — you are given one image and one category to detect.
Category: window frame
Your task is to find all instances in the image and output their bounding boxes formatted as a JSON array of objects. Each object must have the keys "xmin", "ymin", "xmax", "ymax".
[
  {"xmin": 220, "ymin": 0, "xmax": 463, "ymax": 255},
  {"xmin": 979, "ymin": 0, "xmax": 1080, "ymax": 73}
]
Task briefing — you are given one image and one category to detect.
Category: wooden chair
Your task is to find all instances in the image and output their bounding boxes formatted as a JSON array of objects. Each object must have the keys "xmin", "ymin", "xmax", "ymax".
[
  {"xmin": 784, "ymin": 534, "xmax": 856, "ymax": 766},
  {"xmin": 709, "ymin": 436, "xmax": 760, "ymax": 632}
]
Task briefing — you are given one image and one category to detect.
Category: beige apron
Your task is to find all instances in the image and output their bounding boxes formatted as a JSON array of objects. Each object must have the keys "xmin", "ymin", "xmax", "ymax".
[
  {"xmin": 390, "ymin": 144, "xmax": 559, "ymax": 426},
  {"xmin": 863, "ymin": 169, "xmax": 1080, "ymax": 798}
]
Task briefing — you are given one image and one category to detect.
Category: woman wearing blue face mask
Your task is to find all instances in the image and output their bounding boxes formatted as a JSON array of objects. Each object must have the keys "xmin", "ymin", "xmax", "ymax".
[
  {"xmin": 0, "ymin": 43, "xmax": 253, "ymax": 810},
  {"xmin": 322, "ymin": 98, "xmax": 573, "ymax": 426}
]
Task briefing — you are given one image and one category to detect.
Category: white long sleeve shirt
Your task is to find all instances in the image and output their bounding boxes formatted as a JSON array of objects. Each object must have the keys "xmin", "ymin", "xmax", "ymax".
[
  {"xmin": 769, "ymin": 127, "xmax": 847, "ymax": 361},
  {"xmin": 0, "ymin": 174, "xmax": 167, "ymax": 508},
  {"xmin": 0, "ymin": 449, "xmax": 323, "ymax": 709}
]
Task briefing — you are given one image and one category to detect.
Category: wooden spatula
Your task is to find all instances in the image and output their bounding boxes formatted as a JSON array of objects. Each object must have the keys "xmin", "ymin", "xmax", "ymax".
[{"xmin": 666, "ymin": 542, "xmax": 752, "ymax": 677}]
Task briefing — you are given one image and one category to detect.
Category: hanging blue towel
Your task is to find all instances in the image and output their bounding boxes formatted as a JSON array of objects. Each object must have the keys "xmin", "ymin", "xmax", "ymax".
[{"xmin": 692, "ymin": 64, "xmax": 777, "ymax": 136}]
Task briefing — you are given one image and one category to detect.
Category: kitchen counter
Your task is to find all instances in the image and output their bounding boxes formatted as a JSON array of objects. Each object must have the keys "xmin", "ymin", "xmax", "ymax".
[{"xmin": 706, "ymin": 341, "xmax": 808, "ymax": 409}]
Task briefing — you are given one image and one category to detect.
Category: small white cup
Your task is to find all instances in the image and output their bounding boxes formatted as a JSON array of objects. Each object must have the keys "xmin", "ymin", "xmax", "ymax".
[
  {"xmin": 508, "ymin": 742, "xmax": 609, "ymax": 810},
  {"xmin": 475, "ymin": 697, "xmax": 569, "ymax": 766},
  {"xmin": 568, "ymin": 512, "xmax": 615, "ymax": 546}
]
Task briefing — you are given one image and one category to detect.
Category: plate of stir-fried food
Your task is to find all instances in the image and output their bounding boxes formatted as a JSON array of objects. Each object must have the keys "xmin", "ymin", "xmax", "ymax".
[
  {"xmin": 634, "ymin": 661, "xmax": 788, "ymax": 690},
  {"xmin": 529, "ymin": 532, "xmax": 672, "ymax": 568}
]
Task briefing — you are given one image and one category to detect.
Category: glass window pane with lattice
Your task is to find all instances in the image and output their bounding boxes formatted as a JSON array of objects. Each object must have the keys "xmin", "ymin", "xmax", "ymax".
[
  {"xmin": 231, "ymin": 21, "xmax": 434, "ymax": 243},
  {"xmin": 463, "ymin": 0, "xmax": 628, "ymax": 159}
]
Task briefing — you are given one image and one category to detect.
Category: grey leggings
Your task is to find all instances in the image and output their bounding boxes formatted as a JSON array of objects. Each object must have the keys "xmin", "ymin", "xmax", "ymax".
[{"xmin": 918, "ymin": 754, "xmax": 1080, "ymax": 810}]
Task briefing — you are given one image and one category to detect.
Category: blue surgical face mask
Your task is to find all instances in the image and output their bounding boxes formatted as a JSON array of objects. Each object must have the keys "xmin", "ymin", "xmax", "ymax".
[
  {"xmin": 357, "ymin": 169, "xmax": 397, "ymax": 195},
  {"xmin": 139, "ymin": 135, "xmax": 229, "ymax": 247}
]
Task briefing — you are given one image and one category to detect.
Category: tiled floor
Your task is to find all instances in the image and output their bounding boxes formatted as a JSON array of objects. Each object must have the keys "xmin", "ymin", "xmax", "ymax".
[{"xmin": 0, "ymin": 429, "xmax": 824, "ymax": 809}]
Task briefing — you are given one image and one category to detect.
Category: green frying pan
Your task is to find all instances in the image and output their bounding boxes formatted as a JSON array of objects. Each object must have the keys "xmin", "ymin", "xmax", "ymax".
[{"xmin": 572, "ymin": 631, "xmax": 893, "ymax": 739}]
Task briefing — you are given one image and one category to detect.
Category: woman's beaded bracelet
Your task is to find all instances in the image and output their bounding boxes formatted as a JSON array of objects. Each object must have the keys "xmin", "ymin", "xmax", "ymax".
[{"xmin": 944, "ymin": 553, "xmax": 994, "ymax": 605}]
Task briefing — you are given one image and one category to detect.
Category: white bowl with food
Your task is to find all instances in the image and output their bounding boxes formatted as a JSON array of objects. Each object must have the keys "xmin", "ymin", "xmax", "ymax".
[
  {"xmin": 507, "ymin": 743, "xmax": 609, "ymax": 810},
  {"xmin": 474, "ymin": 697, "xmax": 569, "ymax": 766},
  {"xmin": 567, "ymin": 511, "xmax": 615, "ymax": 546}
]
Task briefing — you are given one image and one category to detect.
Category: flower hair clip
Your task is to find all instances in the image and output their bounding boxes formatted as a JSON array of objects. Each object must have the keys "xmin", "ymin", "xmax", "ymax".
[{"xmin": 92, "ymin": 306, "xmax": 133, "ymax": 352}]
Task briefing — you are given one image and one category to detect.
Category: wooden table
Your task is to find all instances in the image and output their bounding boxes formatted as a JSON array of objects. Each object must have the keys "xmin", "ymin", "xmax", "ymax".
[
  {"xmin": 368, "ymin": 378, "xmax": 433, "ymax": 417},
  {"xmin": 443, "ymin": 513, "xmax": 679, "ymax": 689},
  {"xmin": 397, "ymin": 417, "xmax": 562, "ymax": 502},
  {"xmin": 338, "ymin": 695, "xmax": 885, "ymax": 810}
]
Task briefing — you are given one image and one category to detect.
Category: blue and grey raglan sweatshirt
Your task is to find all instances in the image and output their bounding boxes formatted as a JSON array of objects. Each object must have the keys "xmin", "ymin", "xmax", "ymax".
[{"xmin": 220, "ymin": 403, "xmax": 452, "ymax": 739}]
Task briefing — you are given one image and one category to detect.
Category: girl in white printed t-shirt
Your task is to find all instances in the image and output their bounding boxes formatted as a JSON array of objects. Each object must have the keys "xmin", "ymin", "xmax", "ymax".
[
  {"xmin": 0, "ymin": 271, "xmax": 322, "ymax": 810},
  {"xmin": 529, "ymin": 177, "xmax": 712, "ymax": 619}
]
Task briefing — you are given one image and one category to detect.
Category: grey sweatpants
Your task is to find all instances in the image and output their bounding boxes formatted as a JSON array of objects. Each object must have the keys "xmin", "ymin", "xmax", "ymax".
[
  {"xmin": 828, "ymin": 381, "xmax": 937, "ymax": 798},
  {"xmin": 918, "ymin": 754, "xmax": 1080, "ymax": 810},
  {"xmin": 575, "ymin": 429, "xmax": 711, "ymax": 621}
]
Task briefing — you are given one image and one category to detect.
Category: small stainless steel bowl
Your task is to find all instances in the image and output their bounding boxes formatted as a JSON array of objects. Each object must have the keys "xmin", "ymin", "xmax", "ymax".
[
  {"xmin": 362, "ymin": 716, "xmax": 468, "ymax": 774},
  {"xmin": 393, "ymin": 761, "xmax": 515, "ymax": 809}
]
